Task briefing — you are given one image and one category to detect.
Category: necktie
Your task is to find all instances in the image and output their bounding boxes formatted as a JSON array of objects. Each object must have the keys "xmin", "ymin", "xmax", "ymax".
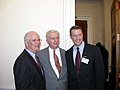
[
  {"xmin": 35, "ymin": 55, "xmax": 44, "ymax": 76},
  {"xmin": 53, "ymin": 50, "xmax": 61, "ymax": 74},
  {"xmin": 75, "ymin": 47, "xmax": 81, "ymax": 74},
  {"xmin": 35, "ymin": 55, "xmax": 41, "ymax": 70}
]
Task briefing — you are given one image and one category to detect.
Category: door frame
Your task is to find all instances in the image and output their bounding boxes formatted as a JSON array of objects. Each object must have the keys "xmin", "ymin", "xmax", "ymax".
[
  {"xmin": 75, "ymin": 16, "xmax": 93, "ymax": 44},
  {"xmin": 110, "ymin": 0, "xmax": 120, "ymax": 90}
]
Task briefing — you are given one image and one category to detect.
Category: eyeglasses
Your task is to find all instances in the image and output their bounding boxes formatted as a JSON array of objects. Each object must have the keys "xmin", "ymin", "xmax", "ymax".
[{"xmin": 30, "ymin": 39, "xmax": 42, "ymax": 42}]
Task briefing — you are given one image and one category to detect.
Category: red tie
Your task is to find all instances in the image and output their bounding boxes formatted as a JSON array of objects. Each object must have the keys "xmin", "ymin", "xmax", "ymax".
[
  {"xmin": 53, "ymin": 50, "xmax": 61, "ymax": 74},
  {"xmin": 75, "ymin": 47, "xmax": 81, "ymax": 74},
  {"xmin": 35, "ymin": 55, "xmax": 41, "ymax": 70}
]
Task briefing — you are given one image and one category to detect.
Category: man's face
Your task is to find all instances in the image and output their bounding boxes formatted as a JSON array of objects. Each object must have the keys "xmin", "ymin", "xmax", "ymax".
[
  {"xmin": 70, "ymin": 29, "xmax": 83, "ymax": 46},
  {"xmin": 26, "ymin": 33, "xmax": 41, "ymax": 53},
  {"xmin": 46, "ymin": 32, "xmax": 59, "ymax": 49}
]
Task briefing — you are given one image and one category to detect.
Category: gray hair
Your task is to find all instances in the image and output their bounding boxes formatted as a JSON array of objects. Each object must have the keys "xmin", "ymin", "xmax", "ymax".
[
  {"xmin": 24, "ymin": 31, "xmax": 38, "ymax": 43},
  {"xmin": 46, "ymin": 30, "xmax": 59, "ymax": 38}
]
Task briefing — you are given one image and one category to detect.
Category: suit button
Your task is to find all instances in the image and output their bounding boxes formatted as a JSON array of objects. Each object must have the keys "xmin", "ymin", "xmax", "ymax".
[{"xmin": 56, "ymin": 87, "xmax": 58, "ymax": 89}]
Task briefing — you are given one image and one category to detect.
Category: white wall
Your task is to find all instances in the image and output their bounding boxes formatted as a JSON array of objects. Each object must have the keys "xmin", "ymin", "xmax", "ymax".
[{"xmin": 0, "ymin": 0, "xmax": 75, "ymax": 89}]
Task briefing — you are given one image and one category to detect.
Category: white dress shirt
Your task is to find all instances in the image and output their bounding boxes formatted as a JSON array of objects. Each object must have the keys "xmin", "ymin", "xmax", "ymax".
[
  {"xmin": 48, "ymin": 47, "xmax": 62, "ymax": 78},
  {"xmin": 73, "ymin": 41, "xmax": 85, "ymax": 64}
]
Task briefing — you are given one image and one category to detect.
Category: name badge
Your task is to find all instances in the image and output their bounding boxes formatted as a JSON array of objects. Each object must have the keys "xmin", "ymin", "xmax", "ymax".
[{"xmin": 81, "ymin": 57, "xmax": 89, "ymax": 64}]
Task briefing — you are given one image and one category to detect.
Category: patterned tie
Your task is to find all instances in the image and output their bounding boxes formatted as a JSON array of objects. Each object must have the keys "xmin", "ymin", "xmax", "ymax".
[
  {"xmin": 75, "ymin": 47, "xmax": 81, "ymax": 74},
  {"xmin": 53, "ymin": 50, "xmax": 61, "ymax": 74},
  {"xmin": 35, "ymin": 55, "xmax": 42, "ymax": 70}
]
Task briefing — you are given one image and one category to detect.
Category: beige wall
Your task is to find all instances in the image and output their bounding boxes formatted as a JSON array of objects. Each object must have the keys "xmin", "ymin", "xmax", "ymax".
[
  {"xmin": 76, "ymin": 0, "xmax": 113, "ymax": 71},
  {"xmin": 76, "ymin": 0, "xmax": 104, "ymax": 44},
  {"xmin": 103, "ymin": 0, "xmax": 113, "ymax": 70}
]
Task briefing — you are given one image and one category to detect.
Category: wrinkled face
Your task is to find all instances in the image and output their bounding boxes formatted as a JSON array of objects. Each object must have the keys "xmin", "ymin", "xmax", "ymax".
[
  {"xmin": 46, "ymin": 32, "xmax": 59, "ymax": 49},
  {"xmin": 70, "ymin": 29, "xmax": 83, "ymax": 46},
  {"xmin": 25, "ymin": 32, "xmax": 41, "ymax": 53}
]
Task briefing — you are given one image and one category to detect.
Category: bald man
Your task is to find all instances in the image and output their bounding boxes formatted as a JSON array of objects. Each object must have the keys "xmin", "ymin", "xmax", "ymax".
[{"xmin": 13, "ymin": 31, "xmax": 45, "ymax": 90}]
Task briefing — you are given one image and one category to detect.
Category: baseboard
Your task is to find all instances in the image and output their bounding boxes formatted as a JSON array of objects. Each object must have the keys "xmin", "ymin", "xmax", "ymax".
[{"xmin": 0, "ymin": 88, "xmax": 14, "ymax": 90}]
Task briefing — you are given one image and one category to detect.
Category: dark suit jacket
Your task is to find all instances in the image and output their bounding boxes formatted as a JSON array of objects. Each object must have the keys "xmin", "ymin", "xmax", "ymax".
[
  {"xmin": 65, "ymin": 43, "xmax": 105, "ymax": 90},
  {"xmin": 96, "ymin": 43, "xmax": 109, "ymax": 80},
  {"xmin": 13, "ymin": 49, "xmax": 45, "ymax": 90}
]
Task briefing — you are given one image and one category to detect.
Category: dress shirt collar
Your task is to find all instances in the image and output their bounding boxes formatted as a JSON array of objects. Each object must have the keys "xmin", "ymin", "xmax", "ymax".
[
  {"xmin": 25, "ymin": 49, "xmax": 35, "ymax": 60},
  {"xmin": 73, "ymin": 41, "xmax": 85, "ymax": 52}
]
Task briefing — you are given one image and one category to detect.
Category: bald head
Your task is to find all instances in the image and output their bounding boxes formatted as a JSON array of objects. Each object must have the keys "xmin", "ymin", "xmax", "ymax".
[{"xmin": 24, "ymin": 31, "xmax": 41, "ymax": 53}]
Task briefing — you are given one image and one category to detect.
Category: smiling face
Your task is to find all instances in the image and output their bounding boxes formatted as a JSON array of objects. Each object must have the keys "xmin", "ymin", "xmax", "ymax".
[
  {"xmin": 46, "ymin": 30, "xmax": 59, "ymax": 49},
  {"xmin": 24, "ymin": 31, "xmax": 41, "ymax": 53},
  {"xmin": 70, "ymin": 28, "xmax": 83, "ymax": 46}
]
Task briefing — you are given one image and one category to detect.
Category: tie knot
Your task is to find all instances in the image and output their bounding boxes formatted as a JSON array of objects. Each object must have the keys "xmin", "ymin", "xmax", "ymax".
[
  {"xmin": 35, "ymin": 54, "xmax": 38, "ymax": 58},
  {"xmin": 77, "ymin": 47, "xmax": 79, "ymax": 51},
  {"xmin": 35, "ymin": 55, "xmax": 37, "ymax": 59}
]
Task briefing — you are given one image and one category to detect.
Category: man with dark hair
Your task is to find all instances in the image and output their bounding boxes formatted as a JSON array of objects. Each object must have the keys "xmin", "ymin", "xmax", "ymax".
[{"xmin": 65, "ymin": 25, "xmax": 105, "ymax": 90}]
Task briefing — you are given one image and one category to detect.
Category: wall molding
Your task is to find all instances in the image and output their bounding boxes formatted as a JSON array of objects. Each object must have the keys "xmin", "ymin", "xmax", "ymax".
[{"xmin": 75, "ymin": 16, "xmax": 93, "ymax": 44}]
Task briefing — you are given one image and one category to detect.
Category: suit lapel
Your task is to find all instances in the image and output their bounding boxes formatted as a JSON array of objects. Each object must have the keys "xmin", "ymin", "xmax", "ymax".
[
  {"xmin": 82, "ymin": 43, "xmax": 86, "ymax": 57},
  {"xmin": 59, "ymin": 48, "xmax": 65, "ymax": 76},
  {"xmin": 59, "ymin": 49, "xmax": 63, "ymax": 76},
  {"xmin": 69, "ymin": 47, "xmax": 78, "ymax": 76},
  {"xmin": 24, "ymin": 50, "xmax": 44, "ymax": 78}
]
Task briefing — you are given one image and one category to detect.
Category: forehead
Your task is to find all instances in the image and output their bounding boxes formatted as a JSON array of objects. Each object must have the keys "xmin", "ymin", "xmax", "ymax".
[
  {"xmin": 49, "ymin": 32, "xmax": 59, "ymax": 37},
  {"xmin": 29, "ymin": 32, "xmax": 39, "ymax": 38},
  {"xmin": 71, "ymin": 29, "xmax": 82, "ymax": 33}
]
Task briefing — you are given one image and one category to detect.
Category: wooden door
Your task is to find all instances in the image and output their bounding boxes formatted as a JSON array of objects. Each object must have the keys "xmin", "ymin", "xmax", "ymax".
[
  {"xmin": 75, "ymin": 20, "xmax": 87, "ymax": 43},
  {"xmin": 110, "ymin": 0, "xmax": 120, "ymax": 90}
]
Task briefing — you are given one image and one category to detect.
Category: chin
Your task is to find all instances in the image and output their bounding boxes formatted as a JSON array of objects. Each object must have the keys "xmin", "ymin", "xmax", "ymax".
[
  {"xmin": 36, "ymin": 48, "xmax": 39, "ymax": 51},
  {"xmin": 75, "ymin": 43, "xmax": 81, "ymax": 46}
]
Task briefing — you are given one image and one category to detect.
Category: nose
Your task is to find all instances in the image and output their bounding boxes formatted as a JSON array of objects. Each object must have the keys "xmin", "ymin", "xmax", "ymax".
[
  {"xmin": 76, "ymin": 36, "xmax": 80, "ymax": 39},
  {"xmin": 35, "ymin": 39, "xmax": 41, "ymax": 44},
  {"xmin": 54, "ymin": 38, "xmax": 59, "ymax": 42}
]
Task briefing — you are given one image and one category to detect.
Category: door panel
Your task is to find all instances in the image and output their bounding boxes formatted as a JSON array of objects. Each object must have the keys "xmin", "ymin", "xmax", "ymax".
[
  {"xmin": 110, "ymin": 1, "xmax": 120, "ymax": 90},
  {"xmin": 75, "ymin": 20, "xmax": 87, "ymax": 43}
]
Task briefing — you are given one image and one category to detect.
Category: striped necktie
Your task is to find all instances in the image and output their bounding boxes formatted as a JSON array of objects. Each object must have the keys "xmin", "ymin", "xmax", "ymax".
[{"xmin": 53, "ymin": 50, "xmax": 61, "ymax": 74}]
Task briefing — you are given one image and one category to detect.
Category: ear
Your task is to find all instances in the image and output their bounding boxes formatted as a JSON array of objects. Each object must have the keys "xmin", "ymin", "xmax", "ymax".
[
  {"xmin": 46, "ymin": 38, "xmax": 48, "ymax": 42},
  {"xmin": 25, "ymin": 41, "xmax": 29, "ymax": 47}
]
